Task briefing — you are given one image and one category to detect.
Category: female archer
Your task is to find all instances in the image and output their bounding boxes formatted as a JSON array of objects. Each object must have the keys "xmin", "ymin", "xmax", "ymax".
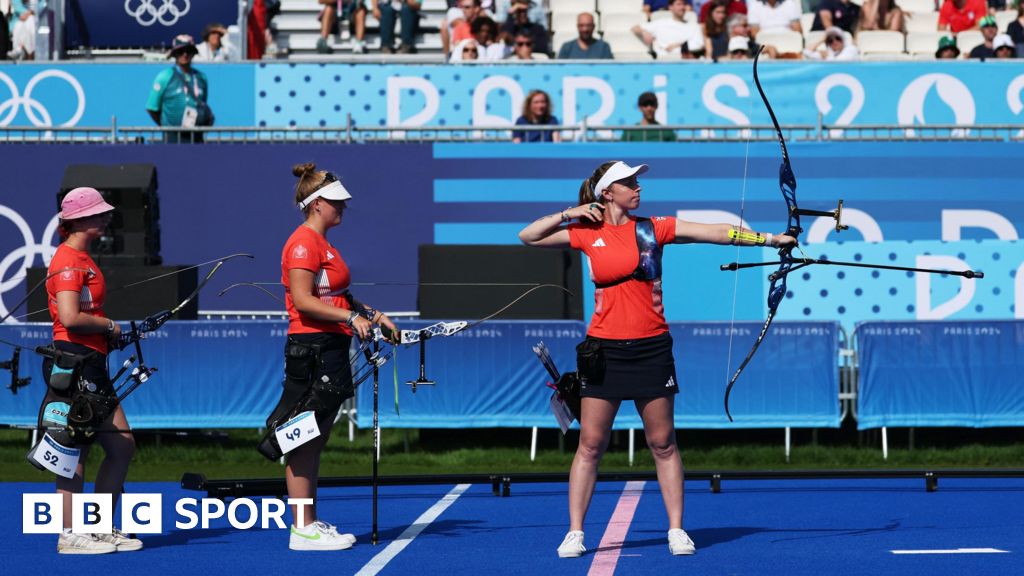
[{"xmin": 518, "ymin": 161, "xmax": 795, "ymax": 558}]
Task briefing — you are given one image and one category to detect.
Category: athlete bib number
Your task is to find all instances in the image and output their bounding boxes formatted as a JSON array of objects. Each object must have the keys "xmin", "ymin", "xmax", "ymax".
[
  {"xmin": 31, "ymin": 433, "xmax": 81, "ymax": 479},
  {"xmin": 274, "ymin": 411, "xmax": 321, "ymax": 454}
]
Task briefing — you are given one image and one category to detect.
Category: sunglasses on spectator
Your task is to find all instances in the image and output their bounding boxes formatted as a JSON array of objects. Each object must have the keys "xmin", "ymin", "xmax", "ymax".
[
  {"xmin": 516, "ymin": 41, "xmax": 533, "ymax": 46},
  {"xmin": 639, "ymin": 103, "xmax": 657, "ymax": 108},
  {"xmin": 463, "ymin": 48, "xmax": 478, "ymax": 53}
]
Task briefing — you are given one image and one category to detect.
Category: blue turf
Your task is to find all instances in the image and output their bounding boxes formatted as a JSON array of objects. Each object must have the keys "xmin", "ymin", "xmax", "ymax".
[{"xmin": 4, "ymin": 478, "xmax": 1021, "ymax": 575}]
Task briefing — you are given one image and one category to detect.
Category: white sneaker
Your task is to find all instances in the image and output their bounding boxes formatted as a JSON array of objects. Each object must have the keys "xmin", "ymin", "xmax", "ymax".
[
  {"xmin": 667, "ymin": 528, "xmax": 696, "ymax": 555},
  {"xmin": 289, "ymin": 520, "xmax": 354, "ymax": 551},
  {"xmin": 57, "ymin": 530, "xmax": 117, "ymax": 554},
  {"xmin": 96, "ymin": 528, "xmax": 143, "ymax": 552},
  {"xmin": 352, "ymin": 41, "xmax": 367, "ymax": 54},
  {"xmin": 318, "ymin": 520, "xmax": 356, "ymax": 545},
  {"xmin": 557, "ymin": 530, "xmax": 586, "ymax": 558}
]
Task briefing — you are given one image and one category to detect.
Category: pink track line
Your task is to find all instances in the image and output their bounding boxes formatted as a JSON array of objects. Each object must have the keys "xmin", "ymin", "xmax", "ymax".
[{"xmin": 587, "ymin": 480, "xmax": 646, "ymax": 576}]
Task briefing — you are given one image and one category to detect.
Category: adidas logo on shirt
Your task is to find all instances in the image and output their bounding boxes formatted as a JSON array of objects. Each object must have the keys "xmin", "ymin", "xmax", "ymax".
[
  {"xmin": 665, "ymin": 376, "xmax": 676, "ymax": 388},
  {"xmin": 591, "ymin": 238, "xmax": 606, "ymax": 247},
  {"xmin": 326, "ymin": 252, "xmax": 334, "ymax": 260}
]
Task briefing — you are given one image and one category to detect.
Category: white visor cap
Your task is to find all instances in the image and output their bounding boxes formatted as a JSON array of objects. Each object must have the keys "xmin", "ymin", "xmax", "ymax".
[
  {"xmin": 593, "ymin": 161, "xmax": 649, "ymax": 200},
  {"xmin": 298, "ymin": 179, "xmax": 353, "ymax": 209}
]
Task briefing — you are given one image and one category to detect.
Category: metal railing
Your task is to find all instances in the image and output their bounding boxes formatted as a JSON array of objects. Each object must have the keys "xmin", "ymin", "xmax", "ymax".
[{"xmin": 0, "ymin": 121, "xmax": 1020, "ymax": 144}]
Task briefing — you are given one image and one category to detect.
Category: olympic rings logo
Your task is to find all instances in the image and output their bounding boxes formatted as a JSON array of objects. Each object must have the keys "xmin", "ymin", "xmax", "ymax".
[
  {"xmin": 0, "ymin": 70, "xmax": 86, "ymax": 127},
  {"xmin": 0, "ymin": 205, "xmax": 60, "ymax": 324},
  {"xmin": 124, "ymin": 0, "xmax": 191, "ymax": 27}
]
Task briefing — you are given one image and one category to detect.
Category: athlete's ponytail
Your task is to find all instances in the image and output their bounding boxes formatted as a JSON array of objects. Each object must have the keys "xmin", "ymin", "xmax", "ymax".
[{"xmin": 577, "ymin": 161, "xmax": 619, "ymax": 208}]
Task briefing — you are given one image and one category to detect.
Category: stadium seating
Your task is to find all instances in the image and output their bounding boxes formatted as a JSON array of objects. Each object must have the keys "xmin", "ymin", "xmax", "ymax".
[
  {"xmin": 904, "ymin": 11, "xmax": 940, "ymax": 33},
  {"xmin": 600, "ymin": 30, "xmax": 653, "ymax": 59},
  {"xmin": 898, "ymin": 0, "xmax": 938, "ymax": 14},
  {"xmin": 955, "ymin": 29, "xmax": 984, "ymax": 53},
  {"xmin": 856, "ymin": 30, "xmax": 905, "ymax": 55},
  {"xmin": 598, "ymin": 0, "xmax": 645, "ymax": 12},
  {"xmin": 599, "ymin": 10, "xmax": 648, "ymax": 33},
  {"xmin": 905, "ymin": 31, "xmax": 945, "ymax": 55},
  {"xmin": 757, "ymin": 29, "xmax": 805, "ymax": 54}
]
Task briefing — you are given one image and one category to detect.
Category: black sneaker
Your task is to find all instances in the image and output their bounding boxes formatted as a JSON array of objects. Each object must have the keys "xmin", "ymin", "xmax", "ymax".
[
  {"xmin": 380, "ymin": 45, "xmax": 395, "ymax": 54},
  {"xmin": 397, "ymin": 44, "xmax": 417, "ymax": 54}
]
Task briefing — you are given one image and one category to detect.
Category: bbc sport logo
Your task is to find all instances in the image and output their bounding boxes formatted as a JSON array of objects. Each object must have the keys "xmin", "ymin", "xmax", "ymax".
[{"xmin": 23, "ymin": 494, "xmax": 314, "ymax": 534}]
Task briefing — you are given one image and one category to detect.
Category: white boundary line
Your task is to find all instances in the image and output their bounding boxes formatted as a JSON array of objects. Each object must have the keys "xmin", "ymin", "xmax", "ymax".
[
  {"xmin": 891, "ymin": 548, "xmax": 1009, "ymax": 555},
  {"xmin": 354, "ymin": 483, "xmax": 472, "ymax": 576}
]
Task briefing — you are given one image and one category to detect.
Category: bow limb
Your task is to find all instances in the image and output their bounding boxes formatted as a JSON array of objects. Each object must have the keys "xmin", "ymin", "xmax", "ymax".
[
  {"xmin": 113, "ymin": 253, "xmax": 255, "ymax": 350},
  {"xmin": 725, "ymin": 47, "xmax": 800, "ymax": 422}
]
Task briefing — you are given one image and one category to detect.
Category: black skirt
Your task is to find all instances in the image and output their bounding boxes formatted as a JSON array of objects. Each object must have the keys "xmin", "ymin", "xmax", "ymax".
[{"xmin": 580, "ymin": 332, "xmax": 678, "ymax": 400}]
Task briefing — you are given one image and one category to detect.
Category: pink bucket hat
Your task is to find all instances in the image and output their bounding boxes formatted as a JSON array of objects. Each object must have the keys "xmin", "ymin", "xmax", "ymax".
[{"xmin": 59, "ymin": 187, "xmax": 115, "ymax": 220}]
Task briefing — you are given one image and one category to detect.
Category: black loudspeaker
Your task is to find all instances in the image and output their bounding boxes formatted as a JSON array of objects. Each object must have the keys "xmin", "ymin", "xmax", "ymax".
[
  {"xmin": 59, "ymin": 164, "xmax": 161, "ymax": 266},
  {"xmin": 417, "ymin": 245, "xmax": 583, "ymax": 320},
  {"xmin": 26, "ymin": 266, "xmax": 199, "ymax": 321}
]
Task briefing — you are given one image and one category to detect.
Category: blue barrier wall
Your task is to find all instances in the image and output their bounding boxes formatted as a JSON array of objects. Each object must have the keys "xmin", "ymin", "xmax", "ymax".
[
  {"xmin": 2, "ymin": 62, "xmax": 1023, "ymax": 128},
  {"xmin": 1, "ymin": 142, "xmax": 1020, "ymax": 332},
  {"xmin": 0, "ymin": 320, "xmax": 839, "ymax": 430},
  {"xmin": 856, "ymin": 320, "xmax": 1024, "ymax": 429}
]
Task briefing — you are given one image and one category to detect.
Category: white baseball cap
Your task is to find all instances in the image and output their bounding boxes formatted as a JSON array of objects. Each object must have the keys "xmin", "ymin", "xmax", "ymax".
[
  {"xmin": 593, "ymin": 161, "xmax": 649, "ymax": 199},
  {"xmin": 728, "ymin": 36, "xmax": 750, "ymax": 53},
  {"xmin": 993, "ymin": 34, "xmax": 1014, "ymax": 51}
]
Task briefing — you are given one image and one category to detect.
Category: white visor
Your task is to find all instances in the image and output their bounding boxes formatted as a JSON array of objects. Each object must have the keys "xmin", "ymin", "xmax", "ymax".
[
  {"xmin": 298, "ymin": 180, "xmax": 353, "ymax": 209},
  {"xmin": 593, "ymin": 161, "xmax": 649, "ymax": 200}
]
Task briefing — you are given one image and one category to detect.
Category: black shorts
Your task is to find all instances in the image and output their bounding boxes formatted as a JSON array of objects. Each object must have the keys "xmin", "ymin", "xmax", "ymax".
[
  {"xmin": 579, "ymin": 332, "xmax": 678, "ymax": 400},
  {"xmin": 269, "ymin": 332, "xmax": 354, "ymax": 423},
  {"xmin": 37, "ymin": 341, "xmax": 110, "ymax": 429}
]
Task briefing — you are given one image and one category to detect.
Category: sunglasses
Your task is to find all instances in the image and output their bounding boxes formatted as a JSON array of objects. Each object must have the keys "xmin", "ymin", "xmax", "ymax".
[
  {"xmin": 516, "ymin": 41, "xmax": 533, "ymax": 46},
  {"xmin": 463, "ymin": 48, "xmax": 478, "ymax": 53},
  {"xmin": 639, "ymin": 102, "xmax": 657, "ymax": 108}
]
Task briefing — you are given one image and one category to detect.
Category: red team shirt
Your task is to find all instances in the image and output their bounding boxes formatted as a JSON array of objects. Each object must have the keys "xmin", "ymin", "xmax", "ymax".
[
  {"xmin": 46, "ymin": 244, "xmax": 109, "ymax": 354},
  {"xmin": 568, "ymin": 216, "xmax": 676, "ymax": 340},
  {"xmin": 281, "ymin": 225, "xmax": 353, "ymax": 336}
]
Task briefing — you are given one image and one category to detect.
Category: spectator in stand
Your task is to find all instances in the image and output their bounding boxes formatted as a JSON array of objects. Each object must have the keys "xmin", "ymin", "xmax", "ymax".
[
  {"xmin": 644, "ymin": 0, "xmax": 673, "ymax": 17},
  {"xmin": 728, "ymin": 14, "xmax": 779, "ymax": 56},
  {"xmin": 1009, "ymin": 4, "xmax": 1024, "ymax": 57},
  {"xmin": 993, "ymin": 33, "xmax": 1016, "ymax": 58},
  {"xmin": 704, "ymin": 3, "xmax": 731, "ymax": 60},
  {"xmin": 804, "ymin": 25, "xmax": 860, "ymax": 59},
  {"xmin": 935, "ymin": 35, "xmax": 961, "ymax": 57},
  {"xmin": 7, "ymin": 0, "xmax": 36, "ymax": 60},
  {"xmin": 727, "ymin": 35, "xmax": 753, "ymax": 58},
  {"xmin": 471, "ymin": 16, "xmax": 507, "ymax": 60},
  {"xmin": 811, "ymin": 0, "xmax": 860, "ymax": 32},
  {"xmin": 699, "ymin": 0, "xmax": 747, "ymax": 25},
  {"xmin": 248, "ymin": 0, "xmax": 271, "ymax": 59},
  {"xmin": 633, "ymin": 0, "xmax": 705, "ymax": 59},
  {"xmin": 621, "ymin": 92, "xmax": 677, "ymax": 142},
  {"xmin": 146, "ymin": 35, "xmax": 214, "ymax": 144},
  {"xmin": 937, "ymin": 0, "xmax": 986, "ymax": 34},
  {"xmin": 968, "ymin": 15, "xmax": 999, "ymax": 58},
  {"xmin": 558, "ymin": 13, "xmax": 614, "ymax": 59},
  {"xmin": 508, "ymin": 30, "xmax": 546, "ymax": 59},
  {"xmin": 196, "ymin": 23, "xmax": 237, "ymax": 61},
  {"xmin": 450, "ymin": 38, "xmax": 481, "ymax": 61},
  {"xmin": 513, "ymin": 89, "xmax": 561, "ymax": 143},
  {"xmin": 501, "ymin": 0, "xmax": 549, "ymax": 56},
  {"xmin": 859, "ymin": 0, "xmax": 903, "ymax": 32},
  {"xmin": 373, "ymin": 0, "xmax": 421, "ymax": 54},
  {"xmin": 450, "ymin": 0, "xmax": 484, "ymax": 48},
  {"xmin": 0, "ymin": 12, "xmax": 8, "ymax": 61},
  {"xmin": 317, "ymin": 0, "xmax": 368, "ymax": 54},
  {"xmin": 748, "ymin": 0, "xmax": 803, "ymax": 36},
  {"xmin": 494, "ymin": 0, "xmax": 544, "ymax": 26}
]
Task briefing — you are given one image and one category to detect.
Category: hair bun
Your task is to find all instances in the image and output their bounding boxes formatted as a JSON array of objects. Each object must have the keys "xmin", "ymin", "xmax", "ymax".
[{"xmin": 292, "ymin": 162, "xmax": 317, "ymax": 178}]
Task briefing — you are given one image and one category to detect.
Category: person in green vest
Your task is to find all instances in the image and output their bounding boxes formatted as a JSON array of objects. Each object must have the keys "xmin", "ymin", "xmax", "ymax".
[
  {"xmin": 621, "ymin": 92, "xmax": 677, "ymax": 143},
  {"xmin": 146, "ymin": 34, "xmax": 215, "ymax": 144}
]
